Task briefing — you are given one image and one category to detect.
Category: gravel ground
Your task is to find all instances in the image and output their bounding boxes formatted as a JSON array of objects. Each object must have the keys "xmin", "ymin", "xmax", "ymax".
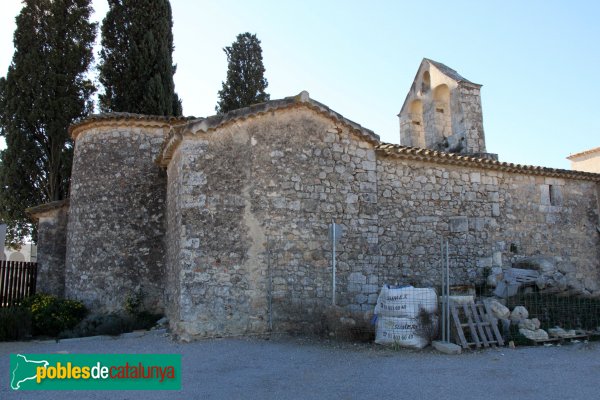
[{"xmin": 1, "ymin": 332, "xmax": 599, "ymax": 400}]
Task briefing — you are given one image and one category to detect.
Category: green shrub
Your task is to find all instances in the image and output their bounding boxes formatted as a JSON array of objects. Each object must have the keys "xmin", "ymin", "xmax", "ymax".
[
  {"xmin": 58, "ymin": 290, "xmax": 161, "ymax": 339},
  {"xmin": 60, "ymin": 313, "xmax": 131, "ymax": 338},
  {"xmin": 0, "ymin": 307, "xmax": 32, "ymax": 341},
  {"xmin": 22, "ymin": 294, "xmax": 88, "ymax": 337},
  {"xmin": 59, "ymin": 312, "xmax": 162, "ymax": 339},
  {"xmin": 125, "ymin": 291, "xmax": 144, "ymax": 316}
]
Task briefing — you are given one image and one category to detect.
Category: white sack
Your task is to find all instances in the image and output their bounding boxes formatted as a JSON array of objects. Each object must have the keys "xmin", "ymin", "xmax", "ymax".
[
  {"xmin": 374, "ymin": 285, "xmax": 438, "ymax": 318},
  {"xmin": 374, "ymin": 316, "xmax": 429, "ymax": 349}
]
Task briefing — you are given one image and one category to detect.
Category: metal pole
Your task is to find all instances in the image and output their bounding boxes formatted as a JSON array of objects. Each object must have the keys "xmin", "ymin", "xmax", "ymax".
[
  {"xmin": 267, "ymin": 237, "xmax": 273, "ymax": 332},
  {"xmin": 332, "ymin": 220, "xmax": 336, "ymax": 306},
  {"xmin": 440, "ymin": 238, "xmax": 445, "ymax": 342},
  {"xmin": 446, "ymin": 239, "xmax": 450, "ymax": 343}
]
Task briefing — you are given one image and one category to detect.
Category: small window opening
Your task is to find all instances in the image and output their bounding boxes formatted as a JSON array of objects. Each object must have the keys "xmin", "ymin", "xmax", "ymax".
[
  {"xmin": 412, "ymin": 120, "xmax": 421, "ymax": 126},
  {"xmin": 436, "ymin": 108, "xmax": 444, "ymax": 113},
  {"xmin": 548, "ymin": 184, "xmax": 562, "ymax": 206},
  {"xmin": 422, "ymin": 71, "xmax": 431, "ymax": 93}
]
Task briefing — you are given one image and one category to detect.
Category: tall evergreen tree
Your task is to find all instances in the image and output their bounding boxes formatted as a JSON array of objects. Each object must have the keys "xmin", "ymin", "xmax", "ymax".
[
  {"xmin": 0, "ymin": 0, "xmax": 96, "ymax": 245},
  {"xmin": 99, "ymin": 0, "xmax": 182, "ymax": 116},
  {"xmin": 216, "ymin": 33, "xmax": 270, "ymax": 114}
]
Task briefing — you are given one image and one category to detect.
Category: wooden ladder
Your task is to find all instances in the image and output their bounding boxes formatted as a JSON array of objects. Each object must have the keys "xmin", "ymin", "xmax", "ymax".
[{"xmin": 450, "ymin": 301, "xmax": 504, "ymax": 349}]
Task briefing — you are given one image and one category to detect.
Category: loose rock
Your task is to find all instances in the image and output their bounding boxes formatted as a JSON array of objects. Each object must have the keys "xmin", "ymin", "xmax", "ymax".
[
  {"xmin": 510, "ymin": 306, "xmax": 529, "ymax": 322},
  {"xmin": 513, "ymin": 256, "xmax": 556, "ymax": 274},
  {"xmin": 488, "ymin": 299, "xmax": 510, "ymax": 320},
  {"xmin": 548, "ymin": 327, "xmax": 577, "ymax": 338},
  {"xmin": 486, "ymin": 267, "xmax": 504, "ymax": 288},
  {"xmin": 518, "ymin": 318, "xmax": 540, "ymax": 331},
  {"xmin": 519, "ymin": 328, "xmax": 549, "ymax": 341}
]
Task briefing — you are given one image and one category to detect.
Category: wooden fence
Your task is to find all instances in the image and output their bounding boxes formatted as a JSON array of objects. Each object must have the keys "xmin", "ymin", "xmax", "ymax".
[{"xmin": 0, "ymin": 260, "xmax": 37, "ymax": 308}]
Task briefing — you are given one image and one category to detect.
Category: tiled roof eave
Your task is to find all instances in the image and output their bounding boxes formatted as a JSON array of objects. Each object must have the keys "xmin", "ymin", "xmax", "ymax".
[{"xmin": 376, "ymin": 144, "xmax": 600, "ymax": 182}]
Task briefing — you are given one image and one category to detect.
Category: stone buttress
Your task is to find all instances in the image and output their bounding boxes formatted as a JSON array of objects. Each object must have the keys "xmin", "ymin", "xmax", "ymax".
[{"xmin": 64, "ymin": 114, "xmax": 187, "ymax": 313}]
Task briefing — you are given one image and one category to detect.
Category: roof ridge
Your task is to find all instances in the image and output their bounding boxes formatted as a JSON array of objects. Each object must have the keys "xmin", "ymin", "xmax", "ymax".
[
  {"xmin": 156, "ymin": 91, "xmax": 380, "ymax": 166},
  {"xmin": 424, "ymin": 58, "xmax": 477, "ymax": 85}
]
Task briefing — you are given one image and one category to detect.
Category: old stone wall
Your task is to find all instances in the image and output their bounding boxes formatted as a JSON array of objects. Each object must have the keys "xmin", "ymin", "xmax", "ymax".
[
  {"xmin": 376, "ymin": 156, "xmax": 600, "ymax": 298},
  {"xmin": 164, "ymin": 108, "xmax": 380, "ymax": 338},
  {"xmin": 166, "ymin": 133, "xmax": 269, "ymax": 339},
  {"xmin": 65, "ymin": 124, "xmax": 168, "ymax": 313},
  {"xmin": 246, "ymin": 109, "xmax": 379, "ymax": 330},
  {"xmin": 29, "ymin": 201, "xmax": 70, "ymax": 297},
  {"xmin": 159, "ymin": 105, "xmax": 600, "ymax": 340},
  {"xmin": 164, "ymin": 144, "xmax": 184, "ymax": 328}
]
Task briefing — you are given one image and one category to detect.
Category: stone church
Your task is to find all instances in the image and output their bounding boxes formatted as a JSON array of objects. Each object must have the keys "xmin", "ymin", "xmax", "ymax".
[{"xmin": 29, "ymin": 59, "xmax": 600, "ymax": 340}]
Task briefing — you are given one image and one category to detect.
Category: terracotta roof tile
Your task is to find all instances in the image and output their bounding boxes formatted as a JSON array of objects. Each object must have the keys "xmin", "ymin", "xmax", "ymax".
[{"xmin": 376, "ymin": 144, "xmax": 600, "ymax": 181}]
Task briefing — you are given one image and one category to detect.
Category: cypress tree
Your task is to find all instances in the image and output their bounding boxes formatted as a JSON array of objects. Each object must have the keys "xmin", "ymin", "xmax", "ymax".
[
  {"xmin": 216, "ymin": 33, "xmax": 270, "ymax": 114},
  {"xmin": 0, "ymin": 0, "xmax": 96, "ymax": 245},
  {"xmin": 98, "ymin": 0, "xmax": 182, "ymax": 116}
]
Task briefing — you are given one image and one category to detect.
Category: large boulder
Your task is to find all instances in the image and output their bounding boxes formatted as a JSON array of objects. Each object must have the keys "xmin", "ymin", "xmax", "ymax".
[
  {"xmin": 554, "ymin": 272, "xmax": 569, "ymax": 291},
  {"xmin": 513, "ymin": 256, "xmax": 556, "ymax": 274},
  {"xmin": 486, "ymin": 267, "xmax": 504, "ymax": 288},
  {"xmin": 514, "ymin": 256, "xmax": 586, "ymax": 295},
  {"xmin": 488, "ymin": 299, "xmax": 510, "ymax": 320},
  {"xmin": 510, "ymin": 306, "xmax": 529, "ymax": 322}
]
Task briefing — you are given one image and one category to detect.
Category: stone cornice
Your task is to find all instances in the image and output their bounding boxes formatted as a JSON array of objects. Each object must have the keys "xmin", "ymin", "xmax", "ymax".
[
  {"xmin": 376, "ymin": 144, "xmax": 600, "ymax": 182},
  {"xmin": 156, "ymin": 91, "xmax": 380, "ymax": 167},
  {"xmin": 26, "ymin": 199, "xmax": 70, "ymax": 220},
  {"xmin": 69, "ymin": 113, "xmax": 193, "ymax": 140}
]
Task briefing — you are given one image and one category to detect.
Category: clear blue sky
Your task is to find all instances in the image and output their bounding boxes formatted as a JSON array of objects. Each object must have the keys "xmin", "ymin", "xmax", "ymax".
[{"xmin": 1, "ymin": 0, "xmax": 599, "ymax": 169}]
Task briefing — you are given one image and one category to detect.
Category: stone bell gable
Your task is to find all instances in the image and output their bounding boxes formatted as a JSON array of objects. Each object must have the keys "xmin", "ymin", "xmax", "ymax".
[{"xmin": 399, "ymin": 59, "xmax": 496, "ymax": 160}]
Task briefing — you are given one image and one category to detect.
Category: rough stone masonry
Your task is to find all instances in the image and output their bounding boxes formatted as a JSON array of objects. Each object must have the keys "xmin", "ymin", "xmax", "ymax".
[{"xmin": 28, "ymin": 59, "xmax": 600, "ymax": 340}]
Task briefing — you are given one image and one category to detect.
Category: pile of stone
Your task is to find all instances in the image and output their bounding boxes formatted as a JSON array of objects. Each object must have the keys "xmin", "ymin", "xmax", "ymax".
[
  {"xmin": 486, "ymin": 255, "xmax": 596, "ymax": 297},
  {"xmin": 487, "ymin": 300, "xmax": 549, "ymax": 341},
  {"xmin": 486, "ymin": 298, "xmax": 589, "ymax": 343}
]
